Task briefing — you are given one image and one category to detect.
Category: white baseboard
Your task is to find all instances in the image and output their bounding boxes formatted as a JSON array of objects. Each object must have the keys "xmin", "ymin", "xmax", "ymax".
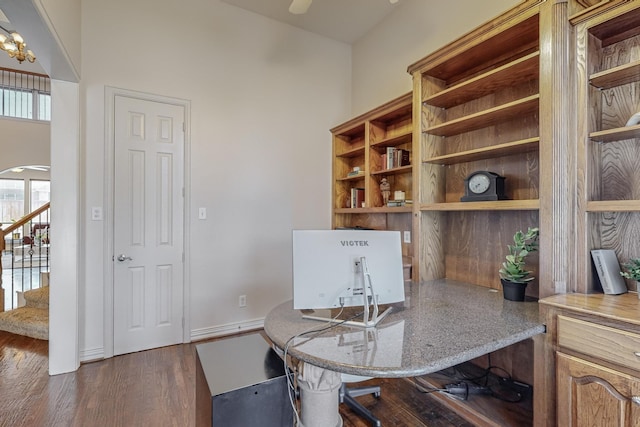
[
  {"xmin": 190, "ymin": 317, "xmax": 265, "ymax": 342},
  {"xmin": 80, "ymin": 346, "xmax": 104, "ymax": 362},
  {"xmin": 79, "ymin": 318, "xmax": 265, "ymax": 362}
]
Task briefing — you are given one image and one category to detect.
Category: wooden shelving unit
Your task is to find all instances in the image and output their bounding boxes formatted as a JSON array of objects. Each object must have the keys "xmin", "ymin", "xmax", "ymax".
[
  {"xmin": 329, "ymin": 1, "xmax": 640, "ymax": 424},
  {"xmin": 408, "ymin": 4, "xmax": 543, "ymax": 291},
  {"xmin": 575, "ymin": 2, "xmax": 640, "ymax": 294},
  {"xmin": 404, "ymin": 3, "xmax": 556, "ymax": 425},
  {"xmin": 331, "ymin": 92, "xmax": 415, "ymax": 280}
]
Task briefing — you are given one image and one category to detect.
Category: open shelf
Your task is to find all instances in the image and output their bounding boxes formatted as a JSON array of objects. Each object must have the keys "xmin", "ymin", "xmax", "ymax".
[
  {"xmin": 411, "ymin": 360, "xmax": 533, "ymax": 427},
  {"xmin": 589, "ymin": 60, "xmax": 640, "ymax": 89},
  {"xmin": 424, "ymin": 52, "xmax": 539, "ymax": 109},
  {"xmin": 420, "ymin": 199, "xmax": 539, "ymax": 211},
  {"xmin": 334, "ymin": 206, "xmax": 413, "ymax": 214},
  {"xmin": 586, "ymin": 200, "xmax": 640, "ymax": 212},
  {"xmin": 336, "ymin": 173, "xmax": 366, "ymax": 181},
  {"xmin": 589, "ymin": 125, "xmax": 640, "ymax": 143},
  {"xmin": 335, "ymin": 145, "xmax": 365, "ymax": 158},
  {"xmin": 370, "ymin": 103, "xmax": 413, "ymax": 126},
  {"xmin": 424, "ymin": 95, "xmax": 540, "ymax": 137},
  {"xmin": 370, "ymin": 130, "xmax": 413, "ymax": 149},
  {"xmin": 423, "ymin": 138, "xmax": 539, "ymax": 165},
  {"xmin": 371, "ymin": 165, "xmax": 412, "ymax": 176},
  {"xmin": 410, "ymin": 12, "xmax": 539, "ymax": 84}
]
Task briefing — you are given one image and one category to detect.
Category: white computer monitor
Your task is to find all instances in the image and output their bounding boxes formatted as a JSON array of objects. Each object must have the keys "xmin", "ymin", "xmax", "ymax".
[{"xmin": 292, "ymin": 229, "xmax": 405, "ymax": 327}]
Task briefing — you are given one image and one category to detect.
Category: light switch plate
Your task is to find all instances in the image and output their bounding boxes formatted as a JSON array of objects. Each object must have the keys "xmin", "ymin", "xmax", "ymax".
[{"xmin": 91, "ymin": 207, "xmax": 103, "ymax": 221}]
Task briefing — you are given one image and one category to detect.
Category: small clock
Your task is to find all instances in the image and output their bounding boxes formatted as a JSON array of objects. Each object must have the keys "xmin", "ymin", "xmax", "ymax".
[{"xmin": 461, "ymin": 171, "xmax": 508, "ymax": 202}]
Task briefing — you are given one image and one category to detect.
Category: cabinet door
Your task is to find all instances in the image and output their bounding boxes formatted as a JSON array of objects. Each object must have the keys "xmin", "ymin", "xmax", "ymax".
[{"xmin": 557, "ymin": 353, "xmax": 640, "ymax": 426}]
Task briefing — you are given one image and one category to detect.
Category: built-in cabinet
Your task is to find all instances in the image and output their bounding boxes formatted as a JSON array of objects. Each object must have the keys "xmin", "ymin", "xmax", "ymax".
[
  {"xmin": 329, "ymin": 0, "xmax": 640, "ymax": 424},
  {"xmin": 406, "ymin": 1, "xmax": 546, "ymax": 297},
  {"xmin": 331, "ymin": 92, "xmax": 415, "ymax": 279},
  {"xmin": 540, "ymin": 293, "xmax": 640, "ymax": 426},
  {"xmin": 575, "ymin": 2, "xmax": 640, "ymax": 294},
  {"xmin": 536, "ymin": 3, "xmax": 640, "ymax": 425}
]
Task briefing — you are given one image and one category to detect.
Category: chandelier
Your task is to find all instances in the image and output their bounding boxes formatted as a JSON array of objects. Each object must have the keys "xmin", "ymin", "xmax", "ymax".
[{"xmin": 0, "ymin": 25, "xmax": 35, "ymax": 64}]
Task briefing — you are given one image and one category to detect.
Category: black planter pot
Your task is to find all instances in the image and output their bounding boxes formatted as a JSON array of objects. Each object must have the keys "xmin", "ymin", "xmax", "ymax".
[{"xmin": 501, "ymin": 279, "xmax": 527, "ymax": 302}]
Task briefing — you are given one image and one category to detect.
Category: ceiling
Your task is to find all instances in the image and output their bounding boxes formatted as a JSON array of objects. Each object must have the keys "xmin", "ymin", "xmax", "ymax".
[
  {"xmin": 220, "ymin": 0, "xmax": 402, "ymax": 44},
  {"xmin": 0, "ymin": 1, "xmax": 401, "ymax": 74}
]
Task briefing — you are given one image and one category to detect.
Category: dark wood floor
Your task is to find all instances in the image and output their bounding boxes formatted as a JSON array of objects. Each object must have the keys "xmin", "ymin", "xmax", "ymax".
[{"xmin": 0, "ymin": 330, "xmax": 473, "ymax": 427}]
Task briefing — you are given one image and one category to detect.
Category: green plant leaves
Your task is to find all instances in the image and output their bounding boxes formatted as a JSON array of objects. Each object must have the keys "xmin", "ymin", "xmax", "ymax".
[{"xmin": 499, "ymin": 227, "xmax": 539, "ymax": 284}]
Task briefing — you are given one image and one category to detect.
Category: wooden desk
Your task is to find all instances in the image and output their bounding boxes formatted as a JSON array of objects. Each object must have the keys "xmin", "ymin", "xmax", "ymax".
[{"xmin": 264, "ymin": 280, "xmax": 545, "ymax": 426}]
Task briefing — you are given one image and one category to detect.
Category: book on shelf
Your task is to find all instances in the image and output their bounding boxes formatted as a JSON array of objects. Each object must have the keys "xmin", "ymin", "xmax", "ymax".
[
  {"xmin": 381, "ymin": 148, "xmax": 410, "ymax": 170},
  {"xmin": 590, "ymin": 249, "xmax": 628, "ymax": 295},
  {"xmin": 386, "ymin": 199, "xmax": 412, "ymax": 207},
  {"xmin": 350, "ymin": 187, "xmax": 365, "ymax": 208}
]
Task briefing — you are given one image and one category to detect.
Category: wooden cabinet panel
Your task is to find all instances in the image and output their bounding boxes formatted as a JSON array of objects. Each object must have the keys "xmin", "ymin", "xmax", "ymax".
[
  {"xmin": 557, "ymin": 315, "xmax": 640, "ymax": 372},
  {"xmin": 556, "ymin": 353, "xmax": 640, "ymax": 426}
]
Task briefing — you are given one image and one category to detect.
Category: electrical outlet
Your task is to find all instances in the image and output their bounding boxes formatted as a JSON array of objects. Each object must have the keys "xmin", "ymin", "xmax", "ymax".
[
  {"xmin": 238, "ymin": 295, "xmax": 247, "ymax": 307},
  {"xmin": 403, "ymin": 231, "xmax": 411, "ymax": 244}
]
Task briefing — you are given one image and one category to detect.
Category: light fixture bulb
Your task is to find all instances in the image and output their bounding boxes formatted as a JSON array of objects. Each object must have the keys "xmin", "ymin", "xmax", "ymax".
[
  {"xmin": 11, "ymin": 32, "xmax": 23, "ymax": 43},
  {"xmin": 0, "ymin": 27, "xmax": 36, "ymax": 63}
]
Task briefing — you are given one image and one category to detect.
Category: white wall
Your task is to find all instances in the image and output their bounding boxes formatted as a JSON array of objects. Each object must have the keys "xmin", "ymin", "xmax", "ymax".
[
  {"xmin": 351, "ymin": 0, "xmax": 519, "ymax": 116},
  {"xmin": 0, "ymin": 118, "xmax": 50, "ymax": 171},
  {"xmin": 79, "ymin": 0, "xmax": 351, "ymax": 357}
]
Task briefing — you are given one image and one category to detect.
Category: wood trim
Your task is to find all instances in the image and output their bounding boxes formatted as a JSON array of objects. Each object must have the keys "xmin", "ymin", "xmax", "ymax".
[
  {"xmin": 537, "ymin": 0, "xmax": 574, "ymax": 299},
  {"xmin": 330, "ymin": 92, "xmax": 412, "ymax": 134},
  {"xmin": 406, "ymin": 1, "xmax": 543, "ymax": 75},
  {"xmin": 0, "ymin": 66, "xmax": 49, "ymax": 79},
  {"xmin": 0, "ymin": 202, "xmax": 50, "ymax": 237},
  {"xmin": 420, "ymin": 199, "xmax": 539, "ymax": 211}
]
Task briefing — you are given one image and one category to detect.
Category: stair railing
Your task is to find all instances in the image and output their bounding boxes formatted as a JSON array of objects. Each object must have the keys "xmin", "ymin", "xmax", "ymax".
[{"xmin": 0, "ymin": 202, "xmax": 51, "ymax": 312}]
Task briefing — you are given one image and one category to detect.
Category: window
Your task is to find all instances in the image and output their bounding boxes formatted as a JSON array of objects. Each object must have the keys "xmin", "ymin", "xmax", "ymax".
[
  {"xmin": 0, "ymin": 178, "xmax": 50, "ymax": 227},
  {"xmin": 0, "ymin": 68, "xmax": 50, "ymax": 121},
  {"xmin": 30, "ymin": 180, "xmax": 50, "ymax": 211},
  {"xmin": 0, "ymin": 178, "xmax": 25, "ymax": 224}
]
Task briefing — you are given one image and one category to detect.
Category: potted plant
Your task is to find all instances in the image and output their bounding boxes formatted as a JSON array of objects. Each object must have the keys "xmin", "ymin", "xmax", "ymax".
[
  {"xmin": 499, "ymin": 227, "xmax": 539, "ymax": 301},
  {"xmin": 620, "ymin": 258, "xmax": 640, "ymax": 298}
]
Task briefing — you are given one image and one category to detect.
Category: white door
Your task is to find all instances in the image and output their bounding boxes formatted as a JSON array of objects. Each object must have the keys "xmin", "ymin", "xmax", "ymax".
[{"xmin": 113, "ymin": 95, "xmax": 185, "ymax": 355}]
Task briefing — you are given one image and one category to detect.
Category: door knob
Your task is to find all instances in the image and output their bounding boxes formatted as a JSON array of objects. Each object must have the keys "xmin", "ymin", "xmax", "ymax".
[{"xmin": 117, "ymin": 254, "xmax": 133, "ymax": 262}]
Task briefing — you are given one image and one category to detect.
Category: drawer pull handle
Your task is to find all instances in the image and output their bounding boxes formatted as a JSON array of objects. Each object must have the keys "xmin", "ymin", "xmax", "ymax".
[
  {"xmin": 635, "ymin": 352, "xmax": 640, "ymax": 358},
  {"xmin": 633, "ymin": 396, "xmax": 640, "ymax": 406}
]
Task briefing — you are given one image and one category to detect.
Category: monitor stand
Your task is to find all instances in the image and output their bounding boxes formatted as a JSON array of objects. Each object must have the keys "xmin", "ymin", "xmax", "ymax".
[{"xmin": 301, "ymin": 256, "xmax": 392, "ymax": 328}]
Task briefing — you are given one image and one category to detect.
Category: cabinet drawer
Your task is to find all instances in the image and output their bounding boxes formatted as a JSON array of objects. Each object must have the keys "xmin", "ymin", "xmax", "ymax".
[{"xmin": 557, "ymin": 315, "xmax": 640, "ymax": 371}]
